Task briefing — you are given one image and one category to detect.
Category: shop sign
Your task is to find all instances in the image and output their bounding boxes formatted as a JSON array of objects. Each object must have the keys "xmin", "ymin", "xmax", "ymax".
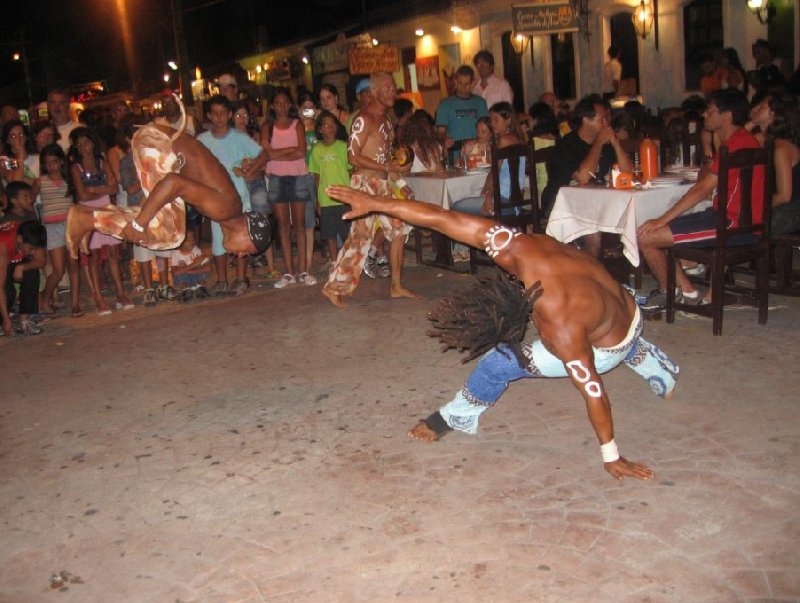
[
  {"xmin": 512, "ymin": 1, "xmax": 578, "ymax": 35},
  {"xmin": 313, "ymin": 41, "xmax": 348, "ymax": 73},
  {"xmin": 347, "ymin": 45, "xmax": 400, "ymax": 75},
  {"xmin": 264, "ymin": 59, "xmax": 291, "ymax": 80}
]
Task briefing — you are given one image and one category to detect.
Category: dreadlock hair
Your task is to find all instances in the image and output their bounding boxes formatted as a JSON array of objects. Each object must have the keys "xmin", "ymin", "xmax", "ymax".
[{"xmin": 426, "ymin": 270, "xmax": 543, "ymax": 365}]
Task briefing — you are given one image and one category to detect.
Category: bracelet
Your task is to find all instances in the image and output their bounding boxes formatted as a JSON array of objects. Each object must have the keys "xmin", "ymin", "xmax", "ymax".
[
  {"xmin": 130, "ymin": 218, "xmax": 145, "ymax": 233},
  {"xmin": 600, "ymin": 439, "xmax": 619, "ymax": 463}
]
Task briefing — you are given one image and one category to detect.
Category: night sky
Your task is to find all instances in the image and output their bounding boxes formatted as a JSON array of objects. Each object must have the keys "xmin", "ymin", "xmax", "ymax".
[{"xmin": 1, "ymin": 0, "xmax": 375, "ymax": 106}]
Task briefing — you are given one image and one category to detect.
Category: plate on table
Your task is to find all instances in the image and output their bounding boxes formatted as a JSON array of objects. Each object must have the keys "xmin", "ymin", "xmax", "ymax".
[
  {"xmin": 466, "ymin": 166, "xmax": 490, "ymax": 174},
  {"xmin": 647, "ymin": 176, "xmax": 685, "ymax": 187}
]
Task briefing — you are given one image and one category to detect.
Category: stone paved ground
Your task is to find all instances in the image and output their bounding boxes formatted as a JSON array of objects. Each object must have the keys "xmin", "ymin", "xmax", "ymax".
[{"xmin": 1, "ymin": 264, "xmax": 799, "ymax": 602}]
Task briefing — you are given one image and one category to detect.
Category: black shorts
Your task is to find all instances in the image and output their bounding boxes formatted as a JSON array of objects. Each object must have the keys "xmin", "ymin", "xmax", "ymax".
[
  {"xmin": 319, "ymin": 204, "xmax": 351, "ymax": 243},
  {"xmin": 669, "ymin": 208, "xmax": 757, "ymax": 247}
]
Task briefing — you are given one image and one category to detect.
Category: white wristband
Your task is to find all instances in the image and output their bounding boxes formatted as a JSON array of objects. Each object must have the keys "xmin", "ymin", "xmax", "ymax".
[
  {"xmin": 130, "ymin": 218, "xmax": 145, "ymax": 233},
  {"xmin": 394, "ymin": 178, "xmax": 408, "ymax": 188},
  {"xmin": 600, "ymin": 439, "xmax": 620, "ymax": 463}
]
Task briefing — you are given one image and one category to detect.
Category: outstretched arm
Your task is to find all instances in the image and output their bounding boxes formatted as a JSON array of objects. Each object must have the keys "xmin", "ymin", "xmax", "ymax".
[
  {"xmin": 328, "ymin": 185, "xmax": 496, "ymax": 250},
  {"xmin": 544, "ymin": 324, "xmax": 654, "ymax": 481}
]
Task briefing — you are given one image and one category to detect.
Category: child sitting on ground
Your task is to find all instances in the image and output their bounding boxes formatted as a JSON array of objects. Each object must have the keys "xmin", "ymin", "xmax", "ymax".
[{"xmin": 168, "ymin": 230, "xmax": 211, "ymax": 302}]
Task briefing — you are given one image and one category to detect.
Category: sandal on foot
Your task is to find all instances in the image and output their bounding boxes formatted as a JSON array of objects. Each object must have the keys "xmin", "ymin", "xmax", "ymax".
[{"xmin": 71, "ymin": 308, "xmax": 85, "ymax": 318}]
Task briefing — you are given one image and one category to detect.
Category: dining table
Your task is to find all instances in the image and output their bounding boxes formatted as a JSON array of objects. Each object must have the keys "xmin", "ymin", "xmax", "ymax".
[
  {"xmin": 404, "ymin": 168, "xmax": 489, "ymax": 267},
  {"xmin": 545, "ymin": 179, "xmax": 709, "ymax": 266},
  {"xmin": 405, "ymin": 168, "xmax": 489, "ymax": 209}
]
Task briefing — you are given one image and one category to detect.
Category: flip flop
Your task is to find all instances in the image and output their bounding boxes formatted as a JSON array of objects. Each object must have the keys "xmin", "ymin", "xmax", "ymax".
[{"xmin": 71, "ymin": 309, "xmax": 85, "ymax": 318}]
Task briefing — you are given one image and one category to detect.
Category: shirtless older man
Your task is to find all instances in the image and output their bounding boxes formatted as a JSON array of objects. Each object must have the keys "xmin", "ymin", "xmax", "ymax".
[
  {"xmin": 321, "ymin": 72, "xmax": 417, "ymax": 307},
  {"xmin": 66, "ymin": 96, "xmax": 269, "ymax": 259},
  {"xmin": 327, "ymin": 185, "xmax": 680, "ymax": 481}
]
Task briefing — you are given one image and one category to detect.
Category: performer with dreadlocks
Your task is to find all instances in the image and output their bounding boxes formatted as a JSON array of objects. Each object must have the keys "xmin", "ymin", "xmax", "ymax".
[
  {"xmin": 66, "ymin": 94, "xmax": 271, "ymax": 260},
  {"xmin": 327, "ymin": 186, "xmax": 679, "ymax": 481}
]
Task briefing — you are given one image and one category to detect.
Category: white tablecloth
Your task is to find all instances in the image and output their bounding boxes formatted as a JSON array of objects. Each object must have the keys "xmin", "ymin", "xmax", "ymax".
[
  {"xmin": 546, "ymin": 183, "xmax": 705, "ymax": 266},
  {"xmin": 406, "ymin": 170, "xmax": 488, "ymax": 210}
]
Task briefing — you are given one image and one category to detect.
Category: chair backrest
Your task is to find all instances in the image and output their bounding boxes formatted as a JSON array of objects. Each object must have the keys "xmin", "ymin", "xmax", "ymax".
[
  {"xmin": 714, "ymin": 142, "xmax": 773, "ymax": 246},
  {"xmin": 680, "ymin": 121, "xmax": 703, "ymax": 167},
  {"xmin": 489, "ymin": 142, "xmax": 541, "ymax": 232},
  {"xmin": 620, "ymin": 138, "xmax": 639, "ymax": 165}
]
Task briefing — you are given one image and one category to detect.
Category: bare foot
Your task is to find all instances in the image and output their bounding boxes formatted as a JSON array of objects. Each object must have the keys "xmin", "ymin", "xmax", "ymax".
[
  {"xmin": 390, "ymin": 284, "xmax": 421, "ymax": 299},
  {"xmin": 71, "ymin": 307, "xmax": 85, "ymax": 318},
  {"xmin": 408, "ymin": 421, "xmax": 440, "ymax": 442},
  {"xmin": 321, "ymin": 287, "xmax": 347, "ymax": 308},
  {"xmin": 39, "ymin": 302, "xmax": 55, "ymax": 315}
]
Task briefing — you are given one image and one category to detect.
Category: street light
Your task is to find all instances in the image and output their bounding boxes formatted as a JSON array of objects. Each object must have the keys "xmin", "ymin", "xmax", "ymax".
[
  {"xmin": 632, "ymin": 0, "xmax": 654, "ymax": 39},
  {"xmin": 510, "ymin": 33, "xmax": 530, "ymax": 56}
]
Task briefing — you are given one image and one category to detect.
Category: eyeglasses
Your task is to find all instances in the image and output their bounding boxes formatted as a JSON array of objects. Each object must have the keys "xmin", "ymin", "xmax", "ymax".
[
  {"xmin": 233, "ymin": 112, "xmax": 248, "ymax": 119},
  {"xmin": 8, "ymin": 133, "xmax": 25, "ymax": 139}
]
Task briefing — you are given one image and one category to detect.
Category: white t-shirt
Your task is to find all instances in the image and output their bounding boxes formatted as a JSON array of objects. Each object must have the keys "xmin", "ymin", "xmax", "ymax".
[
  {"xmin": 56, "ymin": 120, "xmax": 80, "ymax": 153},
  {"xmin": 602, "ymin": 59, "xmax": 622, "ymax": 94},
  {"xmin": 169, "ymin": 245, "xmax": 207, "ymax": 268}
]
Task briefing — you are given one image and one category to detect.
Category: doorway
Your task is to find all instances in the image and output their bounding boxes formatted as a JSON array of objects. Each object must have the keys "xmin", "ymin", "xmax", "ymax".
[{"xmin": 610, "ymin": 12, "xmax": 640, "ymax": 94}]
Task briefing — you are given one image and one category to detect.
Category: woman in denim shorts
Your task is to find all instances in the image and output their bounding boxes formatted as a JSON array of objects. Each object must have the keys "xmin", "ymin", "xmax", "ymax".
[{"xmin": 261, "ymin": 88, "xmax": 316, "ymax": 288}]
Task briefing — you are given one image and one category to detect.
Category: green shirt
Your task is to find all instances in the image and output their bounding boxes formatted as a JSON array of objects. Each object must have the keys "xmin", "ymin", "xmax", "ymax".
[{"xmin": 308, "ymin": 140, "xmax": 350, "ymax": 207}]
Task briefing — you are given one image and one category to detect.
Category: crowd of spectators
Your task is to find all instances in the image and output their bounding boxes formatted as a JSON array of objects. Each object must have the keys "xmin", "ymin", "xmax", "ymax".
[{"xmin": 3, "ymin": 42, "xmax": 800, "ymax": 337}]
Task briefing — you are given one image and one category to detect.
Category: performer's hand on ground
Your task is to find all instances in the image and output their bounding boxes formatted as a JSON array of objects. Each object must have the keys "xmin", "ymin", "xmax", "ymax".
[{"xmin": 604, "ymin": 457, "xmax": 654, "ymax": 481}]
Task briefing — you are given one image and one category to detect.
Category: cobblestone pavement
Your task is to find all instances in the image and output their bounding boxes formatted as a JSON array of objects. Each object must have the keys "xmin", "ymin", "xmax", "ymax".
[{"xmin": 1, "ymin": 263, "xmax": 798, "ymax": 602}]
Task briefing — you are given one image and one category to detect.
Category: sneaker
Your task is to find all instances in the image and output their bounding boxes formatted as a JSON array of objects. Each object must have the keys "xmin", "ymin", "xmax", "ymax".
[
  {"xmin": 115, "ymin": 301, "xmax": 135, "ymax": 311},
  {"xmin": 298, "ymin": 272, "xmax": 317, "ymax": 286},
  {"xmin": 158, "ymin": 285, "xmax": 178, "ymax": 301},
  {"xmin": 230, "ymin": 279, "xmax": 249, "ymax": 296},
  {"xmin": 640, "ymin": 288, "xmax": 669, "ymax": 311},
  {"xmin": 250, "ymin": 254, "xmax": 267, "ymax": 269},
  {"xmin": 684, "ymin": 263, "xmax": 707, "ymax": 276},
  {"xmin": 17, "ymin": 321, "xmax": 43, "ymax": 335},
  {"xmin": 143, "ymin": 288, "xmax": 157, "ymax": 307},
  {"xmin": 273, "ymin": 273, "xmax": 295, "ymax": 289},
  {"xmin": 213, "ymin": 281, "xmax": 229, "ymax": 297},
  {"xmin": 375, "ymin": 255, "xmax": 390, "ymax": 278},
  {"xmin": 194, "ymin": 285, "xmax": 211, "ymax": 300},
  {"xmin": 179, "ymin": 288, "xmax": 194, "ymax": 303},
  {"xmin": 363, "ymin": 256, "xmax": 379, "ymax": 279},
  {"xmin": 679, "ymin": 289, "xmax": 710, "ymax": 306}
]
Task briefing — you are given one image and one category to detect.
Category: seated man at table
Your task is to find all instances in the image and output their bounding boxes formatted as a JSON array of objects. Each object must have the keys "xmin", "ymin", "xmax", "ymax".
[
  {"xmin": 327, "ymin": 184, "xmax": 679, "ymax": 481},
  {"xmin": 637, "ymin": 89, "xmax": 763, "ymax": 309},
  {"xmin": 542, "ymin": 94, "xmax": 633, "ymax": 257}
]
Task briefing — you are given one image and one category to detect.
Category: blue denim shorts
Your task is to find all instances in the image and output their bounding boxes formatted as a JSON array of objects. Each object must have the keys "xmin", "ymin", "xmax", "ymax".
[{"xmin": 268, "ymin": 174, "xmax": 311, "ymax": 204}]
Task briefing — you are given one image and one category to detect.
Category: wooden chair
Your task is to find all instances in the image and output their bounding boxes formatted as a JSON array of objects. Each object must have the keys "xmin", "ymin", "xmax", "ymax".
[
  {"xmin": 665, "ymin": 144, "xmax": 773, "ymax": 335},
  {"xmin": 770, "ymin": 233, "xmax": 800, "ymax": 296},
  {"xmin": 469, "ymin": 143, "xmax": 540, "ymax": 274}
]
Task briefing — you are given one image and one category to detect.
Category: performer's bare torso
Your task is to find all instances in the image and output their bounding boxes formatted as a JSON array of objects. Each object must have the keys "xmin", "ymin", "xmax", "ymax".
[{"xmin": 349, "ymin": 112, "xmax": 392, "ymax": 178}]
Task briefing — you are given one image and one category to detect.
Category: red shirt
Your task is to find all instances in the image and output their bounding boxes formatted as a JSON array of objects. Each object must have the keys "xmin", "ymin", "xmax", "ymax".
[
  {"xmin": 710, "ymin": 128, "xmax": 764, "ymax": 228},
  {"xmin": 0, "ymin": 221, "xmax": 23, "ymax": 263}
]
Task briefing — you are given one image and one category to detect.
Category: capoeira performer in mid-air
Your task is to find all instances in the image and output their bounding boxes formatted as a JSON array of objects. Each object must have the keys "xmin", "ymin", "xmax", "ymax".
[{"xmin": 66, "ymin": 95, "xmax": 270, "ymax": 259}]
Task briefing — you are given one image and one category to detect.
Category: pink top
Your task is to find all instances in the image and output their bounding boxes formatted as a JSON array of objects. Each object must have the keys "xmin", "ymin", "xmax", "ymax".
[{"xmin": 266, "ymin": 119, "xmax": 308, "ymax": 176}]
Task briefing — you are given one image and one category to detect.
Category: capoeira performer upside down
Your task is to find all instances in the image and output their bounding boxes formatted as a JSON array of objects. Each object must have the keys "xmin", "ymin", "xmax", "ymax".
[
  {"xmin": 327, "ymin": 185, "xmax": 680, "ymax": 481},
  {"xmin": 66, "ymin": 95, "xmax": 270, "ymax": 259}
]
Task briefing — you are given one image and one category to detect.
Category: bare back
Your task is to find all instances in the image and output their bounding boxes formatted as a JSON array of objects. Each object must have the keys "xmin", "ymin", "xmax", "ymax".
[{"xmin": 497, "ymin": 234, "xmax": 636, "ymax": 348}]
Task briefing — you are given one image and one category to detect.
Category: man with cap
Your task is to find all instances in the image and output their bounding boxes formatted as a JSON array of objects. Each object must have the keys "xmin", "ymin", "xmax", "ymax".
[
  {"xmin": 345, "ymin": 79, "xmax": 373, "ymax": 134},
  {"xmin": 217, "ymin": 73, "xmax": 240, "ymax": 103}
]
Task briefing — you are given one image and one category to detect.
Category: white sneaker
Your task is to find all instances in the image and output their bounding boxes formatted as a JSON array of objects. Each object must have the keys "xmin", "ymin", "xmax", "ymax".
[
  {"xmin": 684, "ymin": 263, "xmax": 706, "ymax": 276},
  {"xmin": 273, "ymin": 274, "xmax": 295, "ymax": 289},
  {"xmin": 298, "ymin": 272, "xmax": 317, "ymax": 286}
]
